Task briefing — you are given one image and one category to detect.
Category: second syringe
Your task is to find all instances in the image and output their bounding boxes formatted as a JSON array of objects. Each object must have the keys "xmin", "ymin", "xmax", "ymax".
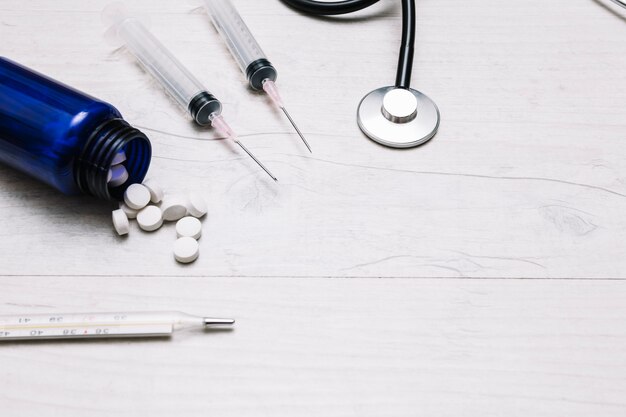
[
  {"xmin": 102, "ymin": 3, "xmax": 277, "ymax": 181},
  {"xmin": 202, "ymin": 0, "xmax": 312, "ymax": 153}
]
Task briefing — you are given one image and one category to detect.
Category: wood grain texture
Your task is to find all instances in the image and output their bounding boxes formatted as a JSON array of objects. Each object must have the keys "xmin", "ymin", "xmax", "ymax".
[
  {"xmin": 1, "ymin": 277, "xmax": 626, "ymax": 417},
  {"xmin": 1, "ymin": 0, "xmax": 626, "ymax": 415},
  {"xmin": 0, "ymin": 0, "xmax": 624, "ymax": 278}
]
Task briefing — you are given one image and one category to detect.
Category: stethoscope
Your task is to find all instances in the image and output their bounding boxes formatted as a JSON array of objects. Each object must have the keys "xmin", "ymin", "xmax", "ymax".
[
  {"xmin": 280, "ymin": 0, "xmax": 439, "ymax": 148},
  {"xmin": 610, "ymin": 0, "xmax": 626, "ymax": 9},
  {"xmin": 280, "ymin": 0, "xmax": 626, "ymax": 149}
]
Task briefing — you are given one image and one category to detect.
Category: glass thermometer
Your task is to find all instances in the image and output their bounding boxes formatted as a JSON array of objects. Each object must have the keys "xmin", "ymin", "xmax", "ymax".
[{"xmin": 0, "ymin": 311, "xmax": 234, "ymax": 341}]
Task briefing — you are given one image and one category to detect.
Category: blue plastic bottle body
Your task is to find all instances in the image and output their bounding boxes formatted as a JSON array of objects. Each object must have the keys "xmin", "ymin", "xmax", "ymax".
[{"xmin": 0, "ymin": 57, "xmax": 126, "ymax": 195}]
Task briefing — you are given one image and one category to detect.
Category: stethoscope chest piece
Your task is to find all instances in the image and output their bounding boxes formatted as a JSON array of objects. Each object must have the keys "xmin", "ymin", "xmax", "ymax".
[{"xmin": 357, "ymin": 86, "xmax": 440, "ymax": 148}]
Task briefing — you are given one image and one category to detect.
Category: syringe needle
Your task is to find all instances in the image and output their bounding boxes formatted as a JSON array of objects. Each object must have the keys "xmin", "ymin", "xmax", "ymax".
[
  {"xmin": 281, "ymin": 106, "xmax": 312, "ymax": 153},
  {"xmin": 210, "ymin": 114, "xmax": 278, "ymax": 181},
  {"xmin": 235, "ymin": 140, "xmax": 278, "ymax": 182},
  {"xmin": 202, "ymin": 1, "xmax": 311, "ymax": 153},
  {"xmin": 263, "ymin": 80, "xmax": 312, "ymax": 153}
]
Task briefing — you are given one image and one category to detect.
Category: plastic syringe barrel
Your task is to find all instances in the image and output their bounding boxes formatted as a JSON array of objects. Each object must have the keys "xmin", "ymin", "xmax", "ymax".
[
  {"xmin": 102, "ymin": 3, "xmax": 221, "ymax": 126},
  {"xmin": 202, "ymin": 0, "xmax": 277, "ymax": 91}
]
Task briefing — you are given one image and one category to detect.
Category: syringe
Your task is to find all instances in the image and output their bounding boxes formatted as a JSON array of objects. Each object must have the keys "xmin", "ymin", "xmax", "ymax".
[
  {"xmin": 0, "ymin": 311, "xmax": 234, "ymax": 341},
  {"xmin": 102, "ymin": 3, "xmax": 277, "ymax": 181},
  {"xmin": 201, "ymin": 0, "xmax": 312, "ymax": 153}
]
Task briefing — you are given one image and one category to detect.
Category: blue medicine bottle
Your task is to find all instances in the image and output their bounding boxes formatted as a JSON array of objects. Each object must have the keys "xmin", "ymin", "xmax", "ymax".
[{"xmin": 0, "ymin": 57, "xmax": 151, "ymax": 200}]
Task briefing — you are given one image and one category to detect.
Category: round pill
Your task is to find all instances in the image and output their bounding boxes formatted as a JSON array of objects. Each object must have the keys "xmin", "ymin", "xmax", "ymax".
[
  {"xmin": 108, "ymin": 164, "xmax": 129, "ymax": 187},
  {"xmin": 111, "ymin": 150, "xmax": 127, "ymax": 165},
  {"xmin": 174, "ymin": 237, "xmax": 199, "ymax": 264},
  {"xmin": 186, "ymin": 193, "xmax": 208, "ymax": 218},
  {"xmin": 161, "ymin": 197, "xmax": 188, "ymax": 222},
  {"xmin": 112, "ymin": 209, "xmax": 129, "ymax": 236},
  {"xmin": 143, "ymin": 179, "xmax": 164, "ymax": 204},
  {"xmin": 124, "ymin": 183, "xmax": 151, "ymax": 210},
  {"xmin": 136, "ymin": 206, "xmax": 163, "ymax": 232},
  {"xmin": 176, "ymin": 217, "xmax": 202, "ymax": 239},
  {"xmin": 118, "ymin": 202, "xmax": 138, "ymax": 219}
]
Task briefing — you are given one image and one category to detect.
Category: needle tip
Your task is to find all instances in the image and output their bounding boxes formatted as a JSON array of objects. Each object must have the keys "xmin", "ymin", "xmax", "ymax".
[
  {"xmin": 281, "ymin": 107, "xmax": 312, "ymax": 153},
  {"xmin": 235, "ymin": 140, "xmax": 278, "ymax": 182}
]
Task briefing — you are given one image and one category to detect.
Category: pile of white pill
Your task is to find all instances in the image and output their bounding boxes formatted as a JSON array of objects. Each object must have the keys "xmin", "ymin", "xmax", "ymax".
[{"xmin": 111, "ymin": 178, "xmax": 207, "ymax": 264}]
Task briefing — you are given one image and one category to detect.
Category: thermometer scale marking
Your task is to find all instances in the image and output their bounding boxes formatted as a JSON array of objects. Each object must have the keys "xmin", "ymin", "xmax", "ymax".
[{"xmin": 0, "ymin": 311, "xmax": 234, "ymax": 341}]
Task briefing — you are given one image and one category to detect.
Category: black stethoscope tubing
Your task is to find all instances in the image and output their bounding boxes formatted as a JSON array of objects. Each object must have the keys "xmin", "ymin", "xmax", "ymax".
[{"xmin": 279, "ymin": 0, "xmax": 416, "ymax": 89}]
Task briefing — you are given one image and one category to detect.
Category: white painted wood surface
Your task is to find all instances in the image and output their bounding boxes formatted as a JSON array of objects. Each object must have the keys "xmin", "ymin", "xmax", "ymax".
[
  {"xmin": 1, "ymin": 0, "xmax": 626, "ymax": 415},
  {"xmin": 1, "ymin": 277, "xmax": 626, "ymax": 416}
]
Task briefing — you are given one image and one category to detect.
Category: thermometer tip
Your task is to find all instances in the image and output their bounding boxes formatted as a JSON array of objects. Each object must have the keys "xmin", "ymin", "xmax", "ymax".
[{"xmin": 203, "ymin": 318, "xmax": 236, "ymax": 328}]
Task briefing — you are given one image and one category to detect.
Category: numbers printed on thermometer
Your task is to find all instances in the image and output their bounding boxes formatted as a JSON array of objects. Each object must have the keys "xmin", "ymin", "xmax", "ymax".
[{"xmin": 0, "ymin": 312, "xmax": 233, "ymax": 341}]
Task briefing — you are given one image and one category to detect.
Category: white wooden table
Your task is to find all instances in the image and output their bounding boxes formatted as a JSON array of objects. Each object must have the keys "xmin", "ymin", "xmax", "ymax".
[{"xmin": 1, "ymin": 0, "xmax": 626, "ymax": 415}]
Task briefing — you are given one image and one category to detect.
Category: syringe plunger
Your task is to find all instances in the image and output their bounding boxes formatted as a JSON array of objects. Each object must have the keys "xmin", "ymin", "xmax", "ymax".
[
  {"xmin": 202, "ymin": 0, "xmax": 311, "ymax": 152},
  {"xmin": 202, "ymin": 0, "xmax": 278, "ymax": 90},
  {"xmin": 102, "ymin": 2, "xmax": 221, "ymax": 125}
]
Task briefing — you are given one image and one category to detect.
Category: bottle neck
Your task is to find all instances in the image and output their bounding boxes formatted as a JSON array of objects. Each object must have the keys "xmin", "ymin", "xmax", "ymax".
[{"xmin": 75, "ymin": 118, "xmax": 151, "ymax": 200}]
